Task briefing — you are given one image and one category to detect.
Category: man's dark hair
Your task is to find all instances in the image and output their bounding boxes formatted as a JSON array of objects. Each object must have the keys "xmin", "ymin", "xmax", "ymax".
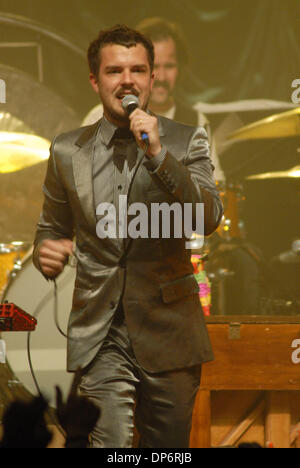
[
  {"xmin": 136, "ymin": 17, "xmax": 188, "ymax": 66},
  {"xmin": 88, "ymin": 24, "xmax": 154, "ymax": 77}
]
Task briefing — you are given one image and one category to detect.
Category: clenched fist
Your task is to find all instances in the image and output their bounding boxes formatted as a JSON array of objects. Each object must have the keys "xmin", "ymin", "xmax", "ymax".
[{"xmin": 38, "ymin": 238, "xmax": 73, "ymax": 278}]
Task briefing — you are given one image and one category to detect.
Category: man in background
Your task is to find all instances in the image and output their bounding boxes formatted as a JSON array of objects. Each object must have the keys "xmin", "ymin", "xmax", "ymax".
[{"xmin": 135, "ymin": 18, "xmax": 262, "ymax": 316}]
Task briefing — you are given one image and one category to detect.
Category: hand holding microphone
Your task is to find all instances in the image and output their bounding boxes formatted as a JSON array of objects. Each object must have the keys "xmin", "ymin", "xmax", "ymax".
[{"xmin": 121, "ymin": 94, "xmax": 162, "ymax": 159}]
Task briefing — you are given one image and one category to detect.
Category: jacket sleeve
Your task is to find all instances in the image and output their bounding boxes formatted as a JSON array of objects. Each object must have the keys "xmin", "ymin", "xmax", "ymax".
[
  {"xmin": 33, "ymin": 137, "xmax": 74, "ymax": 273},
  {"xmin": 143, "ymin": 126, "xmax": 223, "ymax": 236}
]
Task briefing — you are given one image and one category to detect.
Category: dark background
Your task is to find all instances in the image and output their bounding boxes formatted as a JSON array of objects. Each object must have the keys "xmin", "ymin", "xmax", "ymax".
[{"xmin": 1, "ymin": 0, "xmax": 299, "ymax": 117}]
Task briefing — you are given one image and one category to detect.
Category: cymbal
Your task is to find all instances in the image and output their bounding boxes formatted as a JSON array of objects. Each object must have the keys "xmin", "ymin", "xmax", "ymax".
[
  {"xmin": 0, "ymin": 160, "xmax": 47, "ymax": 243},
  {"xmin": 247, "ymin": 165, "xmax": 300, "ymax": 180},
  {"xmin": 0, "ymin": 132, "xmax": 50, "ymax": 173},
  {"xmin": 227, "ymin": 108, "xmax": 300, "ymax": 141}
]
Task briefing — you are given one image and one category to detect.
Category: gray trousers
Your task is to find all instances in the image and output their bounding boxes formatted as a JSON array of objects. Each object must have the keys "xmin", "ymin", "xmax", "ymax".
[{"xmin": 79, "ymin": 309, "xmax": 201, "ymax": 448}]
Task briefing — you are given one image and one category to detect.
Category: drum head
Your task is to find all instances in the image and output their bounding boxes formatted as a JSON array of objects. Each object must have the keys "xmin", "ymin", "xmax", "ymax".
[{"xmin": 1, "ymin": 255, "xmax": 76, "ymax": 405}]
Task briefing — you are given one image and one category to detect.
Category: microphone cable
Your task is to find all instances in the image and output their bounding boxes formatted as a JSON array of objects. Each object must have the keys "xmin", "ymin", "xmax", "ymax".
[
  {"xmin": 26, "ymin": 288, "xmax": 54, "ymax": 398},
  {"xmin": 26, "ymin": 275, "xmax": 73, "ymax": 437},
  {"xmin": 53, "ymin": 279, "xmax": 68, "ymax": 339},
  {"xmin": 26, "ymin": 275, "xmax": 73, "ymax": 395},
  {"xmin": 26, "ymin": 287, "xmax": 64, "ymax": 435}
]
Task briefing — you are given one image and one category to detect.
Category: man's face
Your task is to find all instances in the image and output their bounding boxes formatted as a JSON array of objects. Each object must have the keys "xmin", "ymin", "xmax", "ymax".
[
  {"xmin": 89, "ymin": 43, "xmax": 154, "ymax": 126},
  {"xmin": 150, "ymin": 37, "xmax": 178, "ymax": 107}
]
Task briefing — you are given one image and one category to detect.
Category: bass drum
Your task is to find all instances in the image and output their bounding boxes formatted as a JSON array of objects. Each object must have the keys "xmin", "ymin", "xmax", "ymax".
[{"xmin": 1, "ymin": 250, "xmax": 76, "ymax": 406}]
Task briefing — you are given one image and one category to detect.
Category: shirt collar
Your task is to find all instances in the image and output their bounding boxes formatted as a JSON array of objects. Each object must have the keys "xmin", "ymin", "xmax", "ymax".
[{"xmin": 98, "ymin": 116, "xmax": 118, "ymax": 146}]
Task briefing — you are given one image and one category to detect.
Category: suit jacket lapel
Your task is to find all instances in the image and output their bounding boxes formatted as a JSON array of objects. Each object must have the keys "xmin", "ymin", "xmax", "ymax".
[{"xmin": 72, "ymin": 121, "xmax": 99, "ymax": 230}]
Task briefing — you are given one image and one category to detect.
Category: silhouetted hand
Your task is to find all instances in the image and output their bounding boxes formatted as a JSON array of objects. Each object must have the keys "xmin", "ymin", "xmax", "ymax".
[
  {"xmin": 55, "ymin": 368, "xmax": 100, "ymax": 448},
  {"xmin": 0, "ymin": 396, "xmax": 52, "ymax": 448}
]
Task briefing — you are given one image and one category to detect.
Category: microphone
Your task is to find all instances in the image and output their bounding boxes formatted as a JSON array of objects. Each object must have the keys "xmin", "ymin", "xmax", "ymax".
[{"xmin": 121, "ymin": 94, "xmax": 148, "ymax": 141}]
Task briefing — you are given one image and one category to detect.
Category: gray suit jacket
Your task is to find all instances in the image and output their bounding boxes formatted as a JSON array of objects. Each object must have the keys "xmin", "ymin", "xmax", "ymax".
[{"xmin": 33, "ymin": 115, "xmax": 223, "ymax": 372}]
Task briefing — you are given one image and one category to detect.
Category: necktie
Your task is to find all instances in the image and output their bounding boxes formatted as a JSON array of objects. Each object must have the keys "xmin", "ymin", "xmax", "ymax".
[
  {"xmin": 113, "ymin": 127, "xmax": 135, "ymax": 141},
  {"xmin": 113, "ymin": 128, "xmax": 137, "ymax": 171}
]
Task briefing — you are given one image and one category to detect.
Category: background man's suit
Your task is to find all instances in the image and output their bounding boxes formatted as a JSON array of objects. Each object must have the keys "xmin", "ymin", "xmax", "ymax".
[{"xmin": 33, "ymin": 115, "xmax": 223, "ymax": 374}]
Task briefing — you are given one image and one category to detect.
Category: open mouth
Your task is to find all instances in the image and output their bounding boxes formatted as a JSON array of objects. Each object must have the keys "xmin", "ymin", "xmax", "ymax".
[{"xmin": 116, "ymin": 91, "xmax": 138, "ymax": 101}]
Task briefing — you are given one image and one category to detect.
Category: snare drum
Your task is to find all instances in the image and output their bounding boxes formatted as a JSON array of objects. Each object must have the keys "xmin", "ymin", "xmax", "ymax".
[
  {"xmin": 0, "ymin": 242, "xmax": 31, "ymax": 296},
  {"xmin": 1, "ymin": 251, "xmax": 76, "ymax": 405}
]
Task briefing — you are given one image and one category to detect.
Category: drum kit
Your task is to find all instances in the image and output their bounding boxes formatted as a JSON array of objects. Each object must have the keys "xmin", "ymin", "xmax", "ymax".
[
  {"xmin": 191, "ymin": 107, "xmax": 300, "ymax": 316},
  {"xmin": 0, "ymin": 108, "xmax": 299, "ymax": 407}
]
